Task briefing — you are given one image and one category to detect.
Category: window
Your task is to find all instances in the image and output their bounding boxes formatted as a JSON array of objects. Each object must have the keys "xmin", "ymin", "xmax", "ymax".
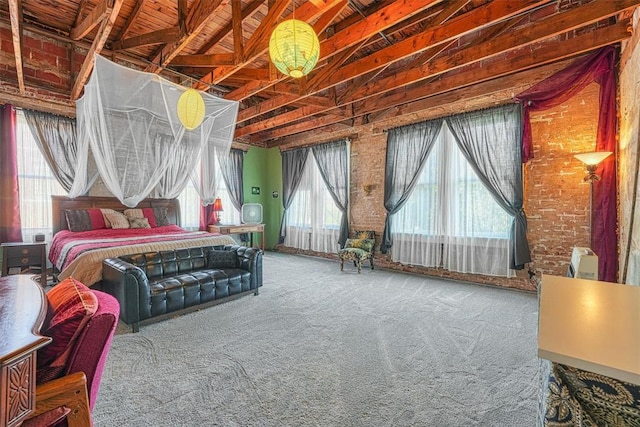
[
  {"xmin": 391, "ymin": 124, "xmax": 513, "ymax": 277},
  {"xmin": 177, "ymin": 155, "xmax": 240, "ymax": 230},
  {"xmin": 284, "ymin": 154, "xmax": 342, "ymax": 253},
  {"xmin": 16, "ymin": 110, "xmax": 66, "ymax": 243}
]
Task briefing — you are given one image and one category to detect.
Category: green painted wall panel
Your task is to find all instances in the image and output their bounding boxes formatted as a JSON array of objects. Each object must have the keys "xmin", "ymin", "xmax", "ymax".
[{"xmin": 243, "ymin": 147, "xmax": 282, "ymax": 250}]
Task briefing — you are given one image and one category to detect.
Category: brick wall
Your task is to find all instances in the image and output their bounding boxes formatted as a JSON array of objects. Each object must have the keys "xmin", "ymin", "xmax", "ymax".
[
  {"xmin": 1, "ymin": 20, "xmax": 606, "ymax": 291},
  {"xmin": 0, "ymin": 24, "xmax": 74, "ymax": 104},
  {"xmin": 525, "ymin": 83, "xmax": 600, "ymax": 278},
  {"xmin": 279, "ymin": 83, "xmax": 601, "ymax": 292},
  {"xmin": 619, "ymin": 11, "xmax": 640, "ymax": 285}
]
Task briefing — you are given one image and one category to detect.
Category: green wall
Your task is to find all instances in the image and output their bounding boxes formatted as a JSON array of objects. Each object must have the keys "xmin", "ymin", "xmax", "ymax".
[{"xmin": 243, "ymin": 147, "xmax": 283, "ymax": 250}]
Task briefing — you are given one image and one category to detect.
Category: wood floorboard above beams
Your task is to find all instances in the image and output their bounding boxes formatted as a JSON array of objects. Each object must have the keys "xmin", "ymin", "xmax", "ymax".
[
  {"xmin": 235, "ymin": 0, "xmax": 549, "ymax": 125},
  {"xmin": 144, "ymin": 0, "xmax": 226, "ymax": 73},
  {"xmin": 252, "ymin": 18, "xmax": 631, "ymax": 143},
  {"xmin": 70, "ymin": 0, "xmax": 109, "ymax": 41}
]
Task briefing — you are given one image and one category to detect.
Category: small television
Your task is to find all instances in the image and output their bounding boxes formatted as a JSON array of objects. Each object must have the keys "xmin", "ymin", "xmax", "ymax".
[{"xmin": 241, "ymin": 203, "xmax": 263, "ymax": 224}]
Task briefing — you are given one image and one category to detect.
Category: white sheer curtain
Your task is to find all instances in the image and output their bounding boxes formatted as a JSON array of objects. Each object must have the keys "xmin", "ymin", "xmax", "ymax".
[
  {"xmin": 16, "ymin": 110, "xmax": 66, "ymax": 243},
  {"xmin": 391, "ymin": 124, "xmax": 513, "ymax": 277},
  {"xmin": 284, "ymin": 154, "xmax": 342, "ymax": 253},
  {"xmin": 73, "ymin": 55, "xmax": 238, "ymax": 207},
  {"xmin": 178, "ymin": 154, "xmax": 240, "ymax": 230}
]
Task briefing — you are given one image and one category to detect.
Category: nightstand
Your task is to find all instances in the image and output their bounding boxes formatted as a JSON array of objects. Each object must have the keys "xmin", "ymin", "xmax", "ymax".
[
  {"xmin": 208, "ymin": 224, "xmax": 265, "ymax": 251},
  {"xmin": 1, "ymin": 242, "xmax": 47, "ymax": 287}
]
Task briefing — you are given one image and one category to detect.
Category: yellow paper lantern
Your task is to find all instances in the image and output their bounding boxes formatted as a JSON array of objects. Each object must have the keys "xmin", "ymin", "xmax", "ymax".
[
  {"xmin": 177, "ymin": 88, "xmax": 205, "ymax": 130},
  {"xmin": 269, "ymin": 19, "xmax": 320, "ymax": 78}
]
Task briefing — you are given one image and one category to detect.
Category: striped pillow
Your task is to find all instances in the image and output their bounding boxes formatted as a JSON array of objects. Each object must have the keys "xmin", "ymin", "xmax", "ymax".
[
  {"xmin": 103, "ymin": 211, "xmax": 130, "ymax": 229},
  {"xmin": 37, "ymin": 278, "xmax": 98, "ymax": 383}
]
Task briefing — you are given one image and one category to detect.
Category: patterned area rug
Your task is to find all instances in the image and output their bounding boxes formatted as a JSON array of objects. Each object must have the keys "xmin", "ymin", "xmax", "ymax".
[{"xmin": 93, "ymin": 253, "xmax": 540, "ymax": 426}]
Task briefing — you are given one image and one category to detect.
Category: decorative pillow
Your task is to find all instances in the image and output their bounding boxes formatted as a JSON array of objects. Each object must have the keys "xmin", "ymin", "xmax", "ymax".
[
  {"xmin": 345, "ymin": 238, "xmax": 374, "ymax": 252},
  {"xmin": 37, "ymin": 278, "xmax": 98, "ymax": 383},
  {"xmin": 103, "ymin": 211, "xmax": 130, "ymax": 229},
  {"xmin": 129, "ymin": 217, "xmax": 151, "ymax": 229},
  {"xmin": 153, "ymin": 207, "xmax": 170, "ymax": 226},
  {"xmin": 64, "ymin": 209, "xmax": 106, "ymax": 232},
  {"xmin": 354, "ymin": 231, "xmax": 374, "ymax": 240},
  {"xmin": 142, "ymin": 208, "xmax": 158, "ymax": 227},
  {"xmin": 125, "ymin": 208, "xmax": 159, "ymax": 227},
  {"xmin": 123, "ymin": 208, "xmax": 144, "ymax": 219},
  {"xmin": 207, "ymin": 249, "xmax": 237, "ymax": 268},
  {"xmin": 100, "ymin": 208, "xmax": 119, "ymax": 228}
]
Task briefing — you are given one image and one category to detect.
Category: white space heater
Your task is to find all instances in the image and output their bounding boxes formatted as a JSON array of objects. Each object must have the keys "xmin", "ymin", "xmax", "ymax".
[
  {"xmin": 567, "ymin": 247, "xmax": 598, "ymax": 280},
  {"xmin": 241, "ymin": 203, "xmax": 263, "ymax": 224}
]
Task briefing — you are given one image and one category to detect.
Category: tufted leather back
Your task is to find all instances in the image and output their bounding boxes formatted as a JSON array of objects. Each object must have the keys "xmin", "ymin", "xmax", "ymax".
[{"xmin": 120, "ymin": 246, "xmax": 211, "ymax": 279}]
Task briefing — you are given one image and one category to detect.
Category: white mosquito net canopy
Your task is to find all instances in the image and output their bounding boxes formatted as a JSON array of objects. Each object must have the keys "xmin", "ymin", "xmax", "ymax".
[{"xmin": 71, "ymin": 55, "xmax": 239, "ymax": 207}]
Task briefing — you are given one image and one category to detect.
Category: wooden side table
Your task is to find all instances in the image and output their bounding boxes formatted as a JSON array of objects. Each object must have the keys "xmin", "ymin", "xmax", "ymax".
[
  {"xmin": 1, "ymin": 242, "xmax": 47, "ymax": 287},
  {"xmin": 0, "ymin": 275, "xmax": 51, "ymax": 427},
  {"xmin": 208, "ymin": 224, "xmax": 265, "ymax": 251}
]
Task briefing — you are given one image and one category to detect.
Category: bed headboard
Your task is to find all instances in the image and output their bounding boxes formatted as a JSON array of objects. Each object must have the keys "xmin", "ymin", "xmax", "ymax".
[{"xmin": 52, "ymin": 196, "xmax": 181, "ymax": 235}]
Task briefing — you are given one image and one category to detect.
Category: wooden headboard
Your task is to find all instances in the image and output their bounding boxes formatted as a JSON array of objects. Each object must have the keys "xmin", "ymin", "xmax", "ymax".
[{"xmin": 52, "ymin": 196, "xmax": 181, "ymax": 235}]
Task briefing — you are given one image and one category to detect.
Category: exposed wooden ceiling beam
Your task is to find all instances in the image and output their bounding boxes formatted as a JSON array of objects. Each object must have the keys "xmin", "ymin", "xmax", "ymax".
[
  {"xmin": 336, "ymin": 0, "xmax": 468, "ymax": 103},
  {"xmin": 178, "ymin": 0, "xmax": 187, "ymax": 33},
  {"xmin": 236, "ymin": 104, "xmax": 335, "ymax": 137},
  {"xmin": 73, "ymin": 0, "xmax": 91, "ymax": 27},
  {"xmin": 70, "ymin": 0, "xmax": 110, "ymax": 40},
  {"xmin": 171, "ymin": 52, "xmax": 236, "ymax": 67},
  {"xmin": 144, "ymin": 0, "xmax": 226, "ymax": 73},
  {"xmin": 111, "ymin": 26, "xmax": 182, "ymax": 51},
  {"xmin": 211, "ymin": 0, "xmax": 290, "ymax": 84},
  {"xmin": 221, "ymin": 0, "xmax": 348, "ymax": 100},
  {"xmin": 345, "ymin": 0, "xmax": 636, "ymax": 103},
  {"xmin": 114, "ymin": 0, "xmax": 145, "ymax": 41},
  {"xmin": 358, "ymin": 25, "xmax": 631, "ymax": 118},
  {"xmin": 195, "ymin": 0, "xmax": 263, "ymax": 56},
  {"xmin": 231, "ymin": 0, "xmax": 244, "ymax": 64},
  {"xmin": 319, "ymin": 0, "xmax": 440, "ymax": 59},
  {"xmin": 237, "ymin": 0, "xmax": 545, "ymax": 124},
  {"xmin": 71, "ymin": 0, "xmax": 124, "ymax": 100},
  {"xmin": 221, "ymin": 0, "xmax": 434, "ymax": 100},
  {"xmin": 8, "ymin": 0, "xmax": 25, "ymax": 94},
  {"xmin": 254, "ymin": 18, "xmax": 630, "ymax": 142},
  {"xmin": 230, "ymin": 68, "xmax": 271, "ymax": 81}
]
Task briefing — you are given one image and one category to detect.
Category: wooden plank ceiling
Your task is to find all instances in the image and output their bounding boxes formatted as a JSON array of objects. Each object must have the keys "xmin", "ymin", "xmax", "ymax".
[{"xmin": 0, "ymin": 0, "xmax": 638, "ymax": 147}]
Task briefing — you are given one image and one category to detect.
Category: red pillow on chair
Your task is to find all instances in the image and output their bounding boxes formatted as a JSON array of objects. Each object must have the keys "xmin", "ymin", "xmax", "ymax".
[{"xmin": 37, "ymin": 278, "xmax": 99, "ymax": 383}]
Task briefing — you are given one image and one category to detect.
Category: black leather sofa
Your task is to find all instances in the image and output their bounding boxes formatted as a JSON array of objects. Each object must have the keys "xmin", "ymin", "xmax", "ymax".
[{"xmin": 102, "ymin": 245, "xmax": 262, "ymax": 332}]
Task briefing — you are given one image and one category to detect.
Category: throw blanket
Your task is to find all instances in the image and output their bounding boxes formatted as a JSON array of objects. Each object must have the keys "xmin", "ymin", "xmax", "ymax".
[{"xmin": 50, "ymin": 225, "xmax": 236, "ymax": 286}]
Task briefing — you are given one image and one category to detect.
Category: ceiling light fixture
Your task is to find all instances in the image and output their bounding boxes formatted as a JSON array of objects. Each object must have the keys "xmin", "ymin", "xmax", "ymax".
[
  {"xmin": 177, "ymin": 88, "xmax": 205, "ymax": 130},
  {"xmin": 268, "ymin": 3, "xmax": 320, "ymax": 79}
]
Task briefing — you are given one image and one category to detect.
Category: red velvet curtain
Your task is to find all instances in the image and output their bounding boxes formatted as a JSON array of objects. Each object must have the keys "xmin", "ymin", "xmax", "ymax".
[
  {"xmin": 515, "ymin": 46, "xmax": 617, "ymax": 282},
  {"xmin": 0, "ymin": 104, "xmax": 22, "ymax": 243},
  {"xmin": 200, "ymin": 204, "xmax": 214, "ymax": 231}
]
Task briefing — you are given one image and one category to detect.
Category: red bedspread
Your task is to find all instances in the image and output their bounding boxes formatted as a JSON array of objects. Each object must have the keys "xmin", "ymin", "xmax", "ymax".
[{"xmin": 50, "ymin": 225, "xmax": 213, "ymax": 271}]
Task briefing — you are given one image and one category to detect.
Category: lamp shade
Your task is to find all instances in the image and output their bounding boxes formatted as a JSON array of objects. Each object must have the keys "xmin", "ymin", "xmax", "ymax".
[
  {"xmin": 177, "ymin": 88, "xmax": 205, "ymax": 130},
  {"xmin": 574, "ymin": 151, "xmax": 612, "ymax": 166},
  {"xmin": 269, "ymin": 19, "xmax": 320, "ymax": 78},
  {"xmin": 212, "ymin": 198, "xmax": 223, "ymax": 212}
]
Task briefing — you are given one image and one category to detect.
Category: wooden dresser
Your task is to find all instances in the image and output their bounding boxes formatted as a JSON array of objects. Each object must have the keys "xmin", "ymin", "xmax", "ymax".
[{"xmin": 0, "ymin": 275, "xmax": 51, "ymax": 427}]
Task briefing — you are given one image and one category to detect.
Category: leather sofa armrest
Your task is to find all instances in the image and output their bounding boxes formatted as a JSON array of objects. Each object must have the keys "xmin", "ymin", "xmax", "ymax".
[
  {"xmin": 102, "ymin": 258, "xmax": 151, "ymax": 326},
  {"xmin": 226, "ymin": 245, "xmax": 263, "ymax": 290}
]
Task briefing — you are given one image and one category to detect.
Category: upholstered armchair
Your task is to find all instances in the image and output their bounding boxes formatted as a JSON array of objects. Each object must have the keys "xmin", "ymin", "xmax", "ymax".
[
  {"xmin": 338, "ymin": 230, "xmax": 375, "ymax": 273},
  {"xmin": 23, "ymin": 279, "xmax": 119, "ymax": 427}
]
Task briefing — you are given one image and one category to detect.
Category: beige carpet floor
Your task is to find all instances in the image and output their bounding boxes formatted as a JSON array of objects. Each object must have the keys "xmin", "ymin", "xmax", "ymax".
[{"xmin": 93, "ymin": 252, "xmax": 540, "ymax": 426}]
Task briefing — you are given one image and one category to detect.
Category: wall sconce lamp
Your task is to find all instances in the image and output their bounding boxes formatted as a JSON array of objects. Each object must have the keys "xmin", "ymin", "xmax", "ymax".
[
  {"xmin": 574, "ymin": 151, "xmax": 612, "ymax": 248},
  {"xmin": 363, "ymin": 184, "xmax": 375, "ymax": 195},
  {"xmin": 210, "ymin": 198, "xmax": 224, "ymax": 225}
]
